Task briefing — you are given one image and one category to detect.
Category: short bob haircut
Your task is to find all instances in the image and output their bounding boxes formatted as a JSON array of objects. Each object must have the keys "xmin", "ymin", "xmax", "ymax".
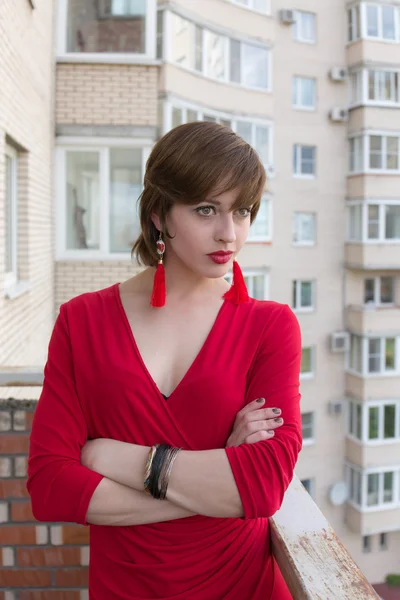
[{"xmin": 132, "ymin": 121, "xmax": 267, "ymax": 267}]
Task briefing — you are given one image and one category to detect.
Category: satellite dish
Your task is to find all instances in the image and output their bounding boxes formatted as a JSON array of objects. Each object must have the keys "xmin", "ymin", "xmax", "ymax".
[{"xmin": 329, "ymin": 481, "xmax": 348, "ymax": 506}]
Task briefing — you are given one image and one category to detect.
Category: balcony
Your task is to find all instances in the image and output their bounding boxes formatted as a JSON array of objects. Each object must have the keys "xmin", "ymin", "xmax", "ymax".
[
  {"xmin": 345, "ymin": 243, "xmax": 400, "ymax": 270},
  {"xmin": 347, "ymin": 304, "xmax": 400, "ymax": 335},
  {"xmin": 345, "ymin": 502, "xmax": 400, "ymax": 537},
  {"xmin": 0, "ymin": 368, "xmax": 382, "ymax": 599},
  {"xmin": 346, "ymin": 437, "xmax": 400, "ymax": 469},
  {"xmin": 347, "ymin": 39, "xmax": 400, "ymax": 68},
  {"xmin": 346, "ymin": 372, "xmax": 400, "ymax": 400}
]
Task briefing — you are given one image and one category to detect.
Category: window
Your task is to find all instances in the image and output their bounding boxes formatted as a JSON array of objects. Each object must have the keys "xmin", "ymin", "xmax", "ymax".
[
  {"xmin": 365, "ymin": 4, "xmax": 396, "ymax": 41},
  {"xmin": 292, "ymin": 280, "xmax": 314, "ymax": 311},
  {"xmin": 301, "ymin": 478, "xmax": 315, "ymax": 497},
  {"xmin": 57, "ymin": 144, "xmax": 149, "ymax": 258},
  {"xmin": 349, "ymin": 71, "xmax": 362, "ymax": 105},
  {"xmin": 248, "ymin": 195, "xmax": 272, "ymax": 242},
  {"xmin": 368, "ymin": 70, "xmax": 400, "ymax": 103},
  {"xmin": 348, "ymin": 5, "xmax": 361, "ymax": 41},
  {"xmin": 230, "ymin": 0, "xmax": 270, "ymax": 13},
  {"xmin": 347, "ymin": 201, "xmax": 400, "ymax": 241},
  {"xmin": 368, "ymin": 337, "xmax": 396, "ymax": 373},
  {"xmin": 292, "ymin": 77, "xmax": 316, "ymax": 109},
  {"xmin": 363, "ymin": 536, "xmax": 371, "ymax": 553},
  {"xmin": 348, "ymin": 136, "xmax": 364, "ymax": 173},
  {"xmin": 349, "ymin": 334, "xmax": 362, "ymax": 373},
  {"xmin": 366, "ymin": 403, "xmax": 398, "ymax": 441},
  {"xmin": 163, "ymin": 101, "xmax": 273, "ymax": 171},
  {"xmin": 62, "ymin": 0, "xmax": 155, "ymax": 57},
  {"xmin": 292, "ymin": 212, "xmax": 316, "ymax": 245},
  {"xmin": 380, "ymin": 533, "xmax": 388, "ymax": 550},
  {"xmin": 300, "ymin": 347, "xmax": 315, "ymax": 378},
  {"xmin": 369, "ymin": 135, "xmax": 399, "ymax": 170},
  {"xmin": 293, "ymin": 145, "xmax": 316, "ymax": 177},
  {"xmin": 364, "ymin": 277, "xmax": 395, "ymax": 305},
  {"xmin": 347, "ymin": 465, "xmax": 399, "ymax": 510},
  {"xmin": 4, "ymin": 145, "xmax": 18, "ymax": 290},
  {"xmin": 168, "ymin": 13, "xmax": 271, "ymax": 90},
  {"xmin": 301, "ymin": 412, "xmax": 315, "ymax": 444},
  {"xmin": 225, "ymin": 270, "xmax": 268, "ymax": 300},
  {"xmin": 348, "ymin": 401, "xmax": 363, "ymax": 440},
  {"xmin": 293, "ymin": 11, "xmax": 316, "ymax": 43}
]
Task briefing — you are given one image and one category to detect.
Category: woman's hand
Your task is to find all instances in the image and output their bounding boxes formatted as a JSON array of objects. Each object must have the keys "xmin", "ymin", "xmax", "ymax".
[{"xmin": 226, "ymin": 398, "xmax": 283, "ymax": 447}]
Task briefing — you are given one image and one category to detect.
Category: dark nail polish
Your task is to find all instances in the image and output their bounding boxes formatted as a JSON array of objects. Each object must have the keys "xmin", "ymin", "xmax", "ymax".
[
  {"xmin": 272, "ymin": 408, "xmax": 281, "ymax": 414},
  {"xmin": 274, "ymin": 418, "xmax": 282, "ymax": 423},
  {"xmin": 256, "ymin": 398, "xmax": 265, "ymax": 403}
]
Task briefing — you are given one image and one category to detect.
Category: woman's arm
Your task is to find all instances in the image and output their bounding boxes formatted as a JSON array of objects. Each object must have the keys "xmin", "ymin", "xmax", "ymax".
[
  {"xmin": 27, "ymin": 304, "xmax": 195, "ymax": 526},
  {"xmin": 83, "ymin": 305, "xmax": 302, "ymax": 519}
]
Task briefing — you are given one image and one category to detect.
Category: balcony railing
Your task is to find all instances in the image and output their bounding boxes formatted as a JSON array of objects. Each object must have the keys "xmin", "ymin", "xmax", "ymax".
[{"xmin": 0, "ymin": 367, "xmax": 381, "ymax": 599}]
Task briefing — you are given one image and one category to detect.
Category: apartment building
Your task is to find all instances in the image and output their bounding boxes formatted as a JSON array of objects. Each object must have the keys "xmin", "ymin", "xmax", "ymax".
[{"xmin": 1, "ymin": 0, "xmax": 399, "ymax": 591}]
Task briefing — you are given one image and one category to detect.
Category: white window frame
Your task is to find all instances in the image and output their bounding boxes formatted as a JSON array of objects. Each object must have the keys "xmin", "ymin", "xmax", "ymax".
[
  {"xmin": 293, "ymin": 10, "xmax": 316, "ymax": 44},
  {"xmin": 247, "ymin": 195, "xmax": 273, "ymax": 242},
  {"xmin": 161, "ymin": 98, "xmax": 274, "ymax": 176},
  {"xmin": 225, "ymin": 269, "xmax": 269, "ymax": 300},
  {"xmin": 346, "ymin": 200, "xmax": 400, "ymax": 243},
  {"xmin": 348, "ymin": 4, "xmax": 361, "ymax": 42},
  {"xmin": 292, "ymin": 76, "xmax": 316, "ymax": 110},
  {"xmin": 293, "ymin": 144, "xmax": 316, "ymax": 179},
  {"xmin": 346, "ymin": 333, "xmax": 400, "ymax": 377},
  {"xmin": 292, "ymin": 280, "xmax": 315, "ymax": 313},
  {"xmin": 55, "ymin": 137, "xmax": 153, "ymax": 260},
  {"xmin": 301, "ymin": 412, "xmax": 315, "ymax": 446},
  {"xmin": 300, "ymin": 346, "xmax": 315, "ymax": 380},
  {"xmin": 363, "ymin": 276, "xmax": 395, "ymax": 306},
  {"xmin": 346, "ymin": 463, "xmax": 400, "ymax": 512},
  {"xmin": 349, "ymin": 131, "xmax": 400, "ymax": 174},
  {"xmin": 292, "ymin": 211, "xmax": 316, "ymax": 246},
  {"xmin": 347, "ymin": 399, "xmax": 400, "ymax": 444},
  {"xmin": 361, "ymin": 2, "xmax": 399, "ymax": 43},
  {"xmin": 56, "ymin": 0, "xmax": 157, "ymax": 63},
  {"xmin": 229, "ymin": 0, "xmax": 271, "ymax": 15},
  {"xmin": 4, "ymin": 145, "xmax": 18, "ymax": 292},
  {"xmin": 164, "ymin": 10, "xmax": 272, "ymax": 92}
]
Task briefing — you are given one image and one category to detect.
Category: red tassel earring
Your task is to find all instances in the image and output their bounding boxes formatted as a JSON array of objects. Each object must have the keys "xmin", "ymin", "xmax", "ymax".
[
  {"xmin": 150, "ymin": 232, "xmax": 166, "ymax": 308},
  {"xmin": 223, "ymin": 259, "xmax": 249, "ymax": 304}
]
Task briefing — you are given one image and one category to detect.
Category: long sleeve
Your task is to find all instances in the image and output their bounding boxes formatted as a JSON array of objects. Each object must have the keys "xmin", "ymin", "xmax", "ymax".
[
  {"xmin": 27, "ymin": 303, "xmax": 104, "ymax": 525},
  {"xmin": 225, "ymin": 304, "xmax": 302, "ymax": 519}
]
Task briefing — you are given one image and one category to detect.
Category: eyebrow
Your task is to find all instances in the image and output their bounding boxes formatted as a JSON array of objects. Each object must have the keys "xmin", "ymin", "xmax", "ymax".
[{"xmin": 202, "ymin": 199, "xmax": 221, "ymax": 206}]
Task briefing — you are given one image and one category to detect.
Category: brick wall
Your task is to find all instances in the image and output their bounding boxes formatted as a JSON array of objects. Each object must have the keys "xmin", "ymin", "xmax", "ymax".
[
  {"xmin": 56, "ymin": 64, "xmax": 158, "ymax": 126},
  {"xmin": 0, "ymin": 400, "xmax": 89, "ymax": 599},
  {"xmin": 0, "ymin": 0, "xmax": 55, "ymax": 368}
]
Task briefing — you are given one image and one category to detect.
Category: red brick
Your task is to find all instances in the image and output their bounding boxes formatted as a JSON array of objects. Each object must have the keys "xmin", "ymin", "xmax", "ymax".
[
  {"xmin": 0, "ymin": 434, "xmax": 30, "ymax": 453},
  {"xmin": 61, "ymin": 524, "xmax": 89, "ymax": 544},
  {"xmin": 25, "ymin": 411, "xmax": 36, "ymax": 430},
  {"xmin": 11, "ymin": 500, "xmax": 35, "ymax": 521},
  {"xmin": 0, "ymin": 524, "xmax": 37, "ymax": 544},
  {"xmin": 0, "ymin": 569, "xmax": 51, "ymax": 586},
  {"xmin": 0, "ymin": 479, "xmax": 29, "ymax": 498},
  {"xmin": 17, "ymin": 546, "xmax": 81, "ymax": 567},
  {"xmin": 55, "ymin": 567, "xmax": 89, "ymax": 586},
  {"xmin": 19, "ymin": 592, "xmax": 81, "ymax": 600}
]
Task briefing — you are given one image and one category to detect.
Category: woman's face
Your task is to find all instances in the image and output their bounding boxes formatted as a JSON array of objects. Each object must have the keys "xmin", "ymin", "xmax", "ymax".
[{"xmin": 156, "ymin": 187, "xmax": 251, "ymax": 279}]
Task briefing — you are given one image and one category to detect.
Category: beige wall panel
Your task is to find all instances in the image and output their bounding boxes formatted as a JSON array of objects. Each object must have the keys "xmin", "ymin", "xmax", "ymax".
[
  {"xmin": 347, "ymin": 305, "xmax": 400, "ymax": 334},
  {"xmin": 160, "ymin": 64, "xmax": 273, "ymax": 117},
  {"xmin": 169, "ymin": 0, "xmax": 275, "ymax": 41},
  {"xmin": 346, "ymin": 373, "xmax": 400, "ymax": 400},
  {"xmin": 347, "ymin": 40, "xmax": 400, "ymax": 67},
  {"xmin": 56, "ymin": 64, "xmax": 158, "ymax": 126},
  {"xmin": 345, "ymin": 244, "xmax": 400, "ymax": 269}
]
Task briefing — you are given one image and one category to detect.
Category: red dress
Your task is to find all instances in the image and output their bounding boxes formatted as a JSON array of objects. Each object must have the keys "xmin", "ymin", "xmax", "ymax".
[{"xmin": 27, "ymin": 283, "xmax": 302, "ymax": 600}]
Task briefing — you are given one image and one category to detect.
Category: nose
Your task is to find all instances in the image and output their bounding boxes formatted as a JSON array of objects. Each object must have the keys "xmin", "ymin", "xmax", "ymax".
[{"xmin": 215, "ymin": 213, "xmax": 236, "ymax": 244}]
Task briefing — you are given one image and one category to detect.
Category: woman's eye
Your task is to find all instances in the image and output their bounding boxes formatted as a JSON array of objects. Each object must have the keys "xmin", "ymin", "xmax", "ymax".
[
  {"xmin": 237, "ymin": 208, "xmax": 251, "ymax": 217},
  {"xmin": 196, "ymin": 206, "xmax": 215, "ymax": 216}
]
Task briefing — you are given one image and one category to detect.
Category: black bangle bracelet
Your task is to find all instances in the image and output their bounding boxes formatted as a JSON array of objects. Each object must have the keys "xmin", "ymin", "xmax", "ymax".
[{"xmin": 149, "ymin": 444, "xmax": 171, "ymax": 499}]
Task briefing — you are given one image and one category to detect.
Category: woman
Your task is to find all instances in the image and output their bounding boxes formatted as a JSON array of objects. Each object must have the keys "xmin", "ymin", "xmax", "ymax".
[{"xmin": 27, "ymin": 122, "xmax": 302, "ymax": 599}]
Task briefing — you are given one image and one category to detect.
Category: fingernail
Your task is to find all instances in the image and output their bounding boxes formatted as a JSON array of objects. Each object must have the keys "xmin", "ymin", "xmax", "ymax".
[
  {"xmin": 274, "ymin": 418, "xmax": 282, "ymax": 423},
  {"xmin": 256, "ymin": 398, "xmax": 265, "ymax": 404},
  {"xmin": 272, "ymin": 408, "xmax": 281, "ymax": 414}
]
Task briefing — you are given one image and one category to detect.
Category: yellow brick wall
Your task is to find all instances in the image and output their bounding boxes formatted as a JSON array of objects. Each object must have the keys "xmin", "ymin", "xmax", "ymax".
[
  {"xmin": 56, "ymin": 64, "xmax": 158, "ymax": 126},
  {"xmin": 0, "ymin": 0, "xmax": 55, "ymax": 367}
]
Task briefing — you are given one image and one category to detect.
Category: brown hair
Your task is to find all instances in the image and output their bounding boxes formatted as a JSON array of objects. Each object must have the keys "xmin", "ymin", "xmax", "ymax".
[{"xmin": 132, "ymin": 121, "xmax": 267, "ymax": 267}]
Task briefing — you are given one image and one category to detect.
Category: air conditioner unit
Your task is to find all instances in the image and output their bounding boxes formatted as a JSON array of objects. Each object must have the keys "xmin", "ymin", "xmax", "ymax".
[
  {"xmin": 329, "ymin": 107, "xmax": 349, "ymax": 122},
  {"xmin": 328, "ymin": 400, "xmax": 345, "ymax": 415},
  {"xmin": 331, "ymin": 331, "xmax": 350, "ymax": 353},
  {"xmin": 279, "ymin": 9, "xmax": 296, "ymax": 24},
  {"xmin": 329, "ymin": 67, "xmax": 348, "ymax": 82}
]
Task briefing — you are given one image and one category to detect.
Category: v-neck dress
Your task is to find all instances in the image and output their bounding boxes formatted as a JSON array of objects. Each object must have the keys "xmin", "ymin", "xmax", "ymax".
[{"xmin": 27, "ymin": 283, "xmax": 302, "ymax": 600}]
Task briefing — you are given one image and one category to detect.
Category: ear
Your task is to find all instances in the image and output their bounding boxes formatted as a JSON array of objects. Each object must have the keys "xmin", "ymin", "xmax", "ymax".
[{"xmin": 151, "ymin": 213, "xmax": 162, "ymax": 232}]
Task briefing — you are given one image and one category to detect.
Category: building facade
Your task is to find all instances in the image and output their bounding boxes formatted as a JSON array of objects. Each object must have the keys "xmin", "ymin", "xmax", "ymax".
[{"xmin": 1, "ymin": 0, "xmax": 400, "ymax": 593}]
